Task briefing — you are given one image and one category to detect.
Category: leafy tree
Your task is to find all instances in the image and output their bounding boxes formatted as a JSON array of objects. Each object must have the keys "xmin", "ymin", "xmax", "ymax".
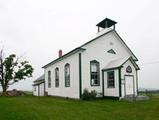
[{"xmin": 0, "ymin": 50, "xmax": 33, "ymax": 95}]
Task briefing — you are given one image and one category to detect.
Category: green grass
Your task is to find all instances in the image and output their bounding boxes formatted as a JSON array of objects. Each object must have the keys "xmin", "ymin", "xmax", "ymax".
[{"xmin": 0, "ymin": 95, "xmax": 159, "ymax": 120}]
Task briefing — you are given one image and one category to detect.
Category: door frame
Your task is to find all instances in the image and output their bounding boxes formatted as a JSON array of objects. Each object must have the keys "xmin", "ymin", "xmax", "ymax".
[
  {"xmin": 124, "ymin": 75, "xmax": 135, "ymax": 96},
  {"xmin": 102, "ymin": 68, "xmax": 120, "ymax": 98}
]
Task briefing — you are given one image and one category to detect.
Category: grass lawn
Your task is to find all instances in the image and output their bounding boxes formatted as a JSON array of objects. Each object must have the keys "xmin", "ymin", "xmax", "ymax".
[{"xmin": 0, "ymin": 95, "xmax": 159, "ymax": 120}]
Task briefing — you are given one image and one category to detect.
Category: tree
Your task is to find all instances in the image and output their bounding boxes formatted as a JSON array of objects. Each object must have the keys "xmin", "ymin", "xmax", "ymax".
[{"xmin": 0, "ymin": 50, "xmax": 33, "ymax": 95}]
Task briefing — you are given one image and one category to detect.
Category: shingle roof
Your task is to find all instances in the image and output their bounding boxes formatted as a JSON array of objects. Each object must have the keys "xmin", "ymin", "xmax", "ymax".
[
  {"xmin": 33, "ymin": 74, "xmax": 45, "ymax": 83},
  {"xmin": 32, "ymin": 74, "xmax": 45, "ymax": 86},
  {"xmin": 42, "ymin": 29, "xmax": 138, "ymax": 69},
  {"xmin": 42, "ymin": 47, "xmax": 86, "ymax": 68},
  {"xmin": 102, "ymin": 57, "xmax": 140, "ymax": 70}
]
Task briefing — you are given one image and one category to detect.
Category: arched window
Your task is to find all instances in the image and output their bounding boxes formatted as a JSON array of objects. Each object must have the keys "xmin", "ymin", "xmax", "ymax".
[
  {"xmin": 55, "ymin": 67, "xmax": 59, "ymax": 87},
  {"xmin": 65, "ymin": 63, "xmax": 70, "ymax": 87},
  {"xmin": 90, "ymin": 60, "xmax": 100, "ymax": 86},
  {"xmin": 48, "ymin": 70, "xmax": 51, "ymax": 88}
]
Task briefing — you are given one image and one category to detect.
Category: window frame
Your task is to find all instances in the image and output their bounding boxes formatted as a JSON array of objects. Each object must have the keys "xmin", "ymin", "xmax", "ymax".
[
  {"xmin": 107, "ymin": 71, "xmax": 115, "ymax": 88},
  {"xmin": 64, "ymin": 63, "xmax": 70, "ymax": 87},
  {"xmin": 48, "ymin": 70, "xmax": 51, "ymax": 88},
  {"xmin": 34, "ymin": 86, "xmax": 36, "ymax": 91},
  {"xmin": 107, "ymin": 49, "xmax": 116, "ymax": 54},
  {"xmin": 55, "ymin": 67, "xmax": 59, "ymax": 88},
  {"xmin": 90, "ymin": 60, "xmax": 100, "ymax": 86},
  {"xmin": 126, "ymin": 65, "xmax": 132, "ymax": 73}
]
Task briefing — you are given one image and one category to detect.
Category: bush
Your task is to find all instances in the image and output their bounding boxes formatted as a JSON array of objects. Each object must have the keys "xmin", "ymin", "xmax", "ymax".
[
  {"xmin": 90, "ymin": 90, "xmax": 97, "ymax": 99},
  {"xmin": 82, "ymin": 89, "xmax": 97, "ymax": 100},
  {"xmin": 82, "ymin": 89, "xmax": 90, "ymax": 100}
]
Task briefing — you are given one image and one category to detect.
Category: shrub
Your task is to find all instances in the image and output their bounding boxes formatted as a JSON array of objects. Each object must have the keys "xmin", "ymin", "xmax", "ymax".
[
  {"xmin": 82, "ymin": 89, "xmax": 97, "ymax": 100},
  {"xmin": 90, "ymin": 90, "xmax": 97, "ymax": 99},
  {"xmin": 82, "ymin": 89, "xmax": 90, "ymax": 100}
]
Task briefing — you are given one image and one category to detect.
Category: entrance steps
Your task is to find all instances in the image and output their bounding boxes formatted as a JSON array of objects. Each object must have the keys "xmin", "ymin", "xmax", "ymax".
[
  {"xmin": 124, "ymin": 94, "xmax": 136, "ymax": 101},
  {"xmin": 123, "ymin": 95, "xmax": 149, "ymax": 101}
]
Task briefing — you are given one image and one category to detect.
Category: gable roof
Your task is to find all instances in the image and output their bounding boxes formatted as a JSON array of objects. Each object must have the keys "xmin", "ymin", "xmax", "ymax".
[
  {"xmin": 42, "ymin": 28, "xmax": 138, "ymax": 69},
  {"xmin": 42, "ymin": 47, "xmax": 86, "ymax": 68},
  {"xmin": 102, "ymin": 57, "xmax": 140, "ymax": 71},
  {"xmin": 80, "ymin": 30, "xmax": 138, "ymax": 61},
  {"xmin": 113, "ymin": 30, "xmax": 138, "ymax": 61},
  {"xmin": 80, "ymin": 29, "xmax": 113, "ymax": 47}
]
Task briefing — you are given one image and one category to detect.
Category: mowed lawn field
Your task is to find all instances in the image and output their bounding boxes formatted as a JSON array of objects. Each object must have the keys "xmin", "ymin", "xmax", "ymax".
[{"xmin": 0, "ymin": 95, "xmax": 159, "ymax": 120}]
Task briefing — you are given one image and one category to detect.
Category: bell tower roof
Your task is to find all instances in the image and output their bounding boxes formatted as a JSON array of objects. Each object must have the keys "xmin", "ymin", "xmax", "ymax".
[{"xmin": 96, "ymin": 18, "xmax": 117, "ymax": 28}]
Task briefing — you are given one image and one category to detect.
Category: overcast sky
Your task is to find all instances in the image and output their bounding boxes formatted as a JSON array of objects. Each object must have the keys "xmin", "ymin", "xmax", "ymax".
[{"xmin": 0, "ymin": 0, "xmax": 159, "ymax": 90}]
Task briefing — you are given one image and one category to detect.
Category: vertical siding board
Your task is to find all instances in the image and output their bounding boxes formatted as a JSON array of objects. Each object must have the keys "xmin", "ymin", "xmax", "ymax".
[
  {"xmin": 118, "ymin": 67, "xmax": 121, "ymax": 97},
  {"xmin": 79, "ymin": 53, "xmax": 82, "ymax": 99}
]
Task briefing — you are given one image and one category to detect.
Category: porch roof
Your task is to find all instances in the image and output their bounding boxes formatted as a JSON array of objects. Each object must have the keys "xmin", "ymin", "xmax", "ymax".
[
  {"xmin": 34, "ymin": 74, "xmax": 45, "ymax": 82},
  {"xmin": 102, "ymin": 57, "xmax": 140, "ymax": 71},
  {"xmin": 33, "ymin": 74, "xmax": 45, "ymax": 86},
  {"xmin": 32, "ymin": 81, "xmax": 44, "ymax": 86}
]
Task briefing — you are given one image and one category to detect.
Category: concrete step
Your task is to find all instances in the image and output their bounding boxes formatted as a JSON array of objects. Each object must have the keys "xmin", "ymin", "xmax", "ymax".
[
  {"xmin": 123, "ymin": 95, "xmax": 149, "ymax": 101},
  {"xmin": 136, "ymin": 95, "xmax": 149, "ymax": 101},
  {"xmin": 124, "ymin": 94, "xmax": 136, "ymax": 101}
]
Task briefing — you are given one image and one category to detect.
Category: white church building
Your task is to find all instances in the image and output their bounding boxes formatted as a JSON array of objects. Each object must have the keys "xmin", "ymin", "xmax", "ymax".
[{"xmin": 33, "ymin": 18, "xmax": 140, "ymax": 99}]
